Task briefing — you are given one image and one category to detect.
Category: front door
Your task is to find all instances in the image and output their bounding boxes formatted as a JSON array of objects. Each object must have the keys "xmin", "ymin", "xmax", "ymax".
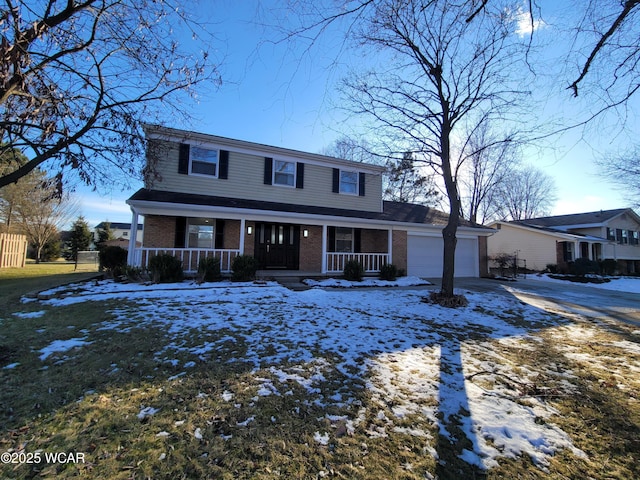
[{"xmin": 255, "ymin": 223, "xmax": 300, "ymax": 269}]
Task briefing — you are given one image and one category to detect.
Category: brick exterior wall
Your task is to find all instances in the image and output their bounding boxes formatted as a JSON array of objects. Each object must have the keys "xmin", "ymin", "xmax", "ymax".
[
  {"xmin": 360, "ymin": 228, "xmax": 388, "ymax": 253},
  {"xmin": 244, "ymin": 221, "xmax": 256, "ymax": 257},
  {"xmin": 143, "ymin": 215, "xmax": 176, "ymax": 248},
  {"xmin": 224, "ymin": 220, "xmax": 241, "ymax": 250},
  {"xmin": 392, "ymin": 230, "xmax": 407, "ymax": 273},
  {"xmin": 299, "ymin": 225, "xmax": 323, "ymax": 272},
  {"xmin": 478, "ymin": 236, "xmax": 489, "ymax": 277}
]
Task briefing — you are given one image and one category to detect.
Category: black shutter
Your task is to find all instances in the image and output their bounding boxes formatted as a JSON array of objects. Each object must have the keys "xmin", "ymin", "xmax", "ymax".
[
  {"xmin": 327, "ymin": 227, "xmax": 336, "ymax": 252},
  {"xmin": 219, "ymin": 150, "xmax": 229, "ymax": 179},
  {"xmin": 296, "ymin": 162, "xmax": 304, "ymax": 189},
  {"xmin": 332, "ymin": 168, "xmax": 340, "ymax": 193},
  {"xmin": 178, "ymin": 143, "xmax": 190, "ymax": 174},
  {"xmin": 175, "ymin": 217, "xmax": 187, "ymax": 247},
  {"xmin": 354, "ymin": 229, "xmax": 362, "ymax": 253},
  {"xmin": 215, "ymin": 220, "xmax": 225, "ymax": 249},
  {"xmin": 264, "ymin": 157, "xmax": 273, "ymax": 185},
  {"xmin": 359, "ymin": 172, "xmax": 366, "ymax": 196}
]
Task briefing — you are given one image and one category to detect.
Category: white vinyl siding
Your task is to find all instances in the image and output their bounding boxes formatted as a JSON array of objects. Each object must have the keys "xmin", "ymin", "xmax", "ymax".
[{"xmin": 148, "ymin": 141, "xmax": 383, "ymax": 213}]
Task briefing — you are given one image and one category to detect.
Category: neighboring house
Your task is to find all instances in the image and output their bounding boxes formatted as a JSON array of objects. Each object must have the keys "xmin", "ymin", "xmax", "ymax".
[
  {"xmin": 487, "ymin": 208, "xmax": 640, "ymax": 273},
  {"xmin": 126, "ymin": 125, "xmax": 493, "ymax": 277},
  {"xmin": 95, "ymin": 222, "xmax": 144, "ymax": 244}
]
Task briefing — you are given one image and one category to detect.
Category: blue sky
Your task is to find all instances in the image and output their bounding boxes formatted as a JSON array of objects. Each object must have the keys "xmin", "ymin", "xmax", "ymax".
[{"xmin": 76, "ymin": 0, "xmax": 633, "ymax": 228}]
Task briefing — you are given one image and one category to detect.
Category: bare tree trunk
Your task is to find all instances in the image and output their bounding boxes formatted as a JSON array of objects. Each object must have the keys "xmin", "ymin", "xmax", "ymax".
[{"xmin": 440, "ymin": 124, "xmax": 461, "ymax": 297}]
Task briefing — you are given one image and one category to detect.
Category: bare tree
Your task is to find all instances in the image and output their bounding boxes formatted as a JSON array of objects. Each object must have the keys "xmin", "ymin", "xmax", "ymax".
[
  {"xmin": 0, "ymin": 0, "xmax": 221, "ymax": 191},
  {"xmin": 597, "ymin": 146, "xmax": 640, "ymax": 207},
  {"xmin": 565, "ymin": 0, "xmax": 640, "ymax": 100},
  {"xmin": 468, "ymin": 1, "xmax": 640, "ymax": 104},
  {"xmin": 458, "ymin": 123, "xmax": 521, "ymax": 225},
  {"xmin": 320, "ymin": 136, "xmax": 373, "ymax": 164},
  {"xmin": 493, "ymin": 165, "xmax": 557, "ymax": 221},
  {"xmin": 11, "ymin": 170, "xmax": 80, "ymax": 262},
  {"xmin": 334, "ymin": 0, "xmax": 533, "ymax": 298}
]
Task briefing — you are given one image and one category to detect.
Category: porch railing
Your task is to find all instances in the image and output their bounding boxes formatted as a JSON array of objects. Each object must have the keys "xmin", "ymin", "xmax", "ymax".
[
  {"xmin": 326, "ymin": 252, "xmax": 389, "ymax": 273},
  {"xmin": 132, "ymin": 248, "xmax": 240, "ymax": 272}
]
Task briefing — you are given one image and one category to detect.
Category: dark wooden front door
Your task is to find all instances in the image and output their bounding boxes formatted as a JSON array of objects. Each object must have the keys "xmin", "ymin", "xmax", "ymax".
[{"xmin": 255, "ymin": 223, "xmax": 300, "ymax": 269}]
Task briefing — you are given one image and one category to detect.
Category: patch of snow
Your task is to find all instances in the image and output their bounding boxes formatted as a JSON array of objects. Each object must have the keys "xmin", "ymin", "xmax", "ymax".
[
  {"xmin": 137, "ymin": 406, "xmax": 159, "ymax": 419},
  {"xmin": 39, "ymin": 338, "xmax": 91, "ymax": 361},
  {"xmin": 237, "ymin": 416, "xmax": 255, "ymax": 427},
  {"xmin": 528, "ymin": 273, "xmax": 640, "ymax": 294},
  {"xmin": 13, "ymin": 311, "xmax": 46, "ymax": 319},
  {"xmin": 3, "ymin": 362, "xmax": 20, "ymax": 370},
  {"xmin": 303, "ymin": 276, "xmax": 430, "ymax": 288},
  {"xmin": 313, "ymin": 431, "xmax": 330, "ymax": 446},
  {"xmin": 30, "ymin": 278, "xmax": 599, "ymax": 470}
]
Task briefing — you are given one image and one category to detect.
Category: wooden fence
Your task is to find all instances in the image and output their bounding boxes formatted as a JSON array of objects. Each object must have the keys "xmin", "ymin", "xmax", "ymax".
[{"xmin": 0, "ymin": 233, "xmax": 28, "ymax": 268}]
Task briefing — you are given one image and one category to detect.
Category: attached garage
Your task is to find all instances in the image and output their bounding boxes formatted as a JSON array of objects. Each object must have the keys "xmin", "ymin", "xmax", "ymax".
[{"xmin": 407, "ymin": 234, "xmax": 479, "ymax": 278}]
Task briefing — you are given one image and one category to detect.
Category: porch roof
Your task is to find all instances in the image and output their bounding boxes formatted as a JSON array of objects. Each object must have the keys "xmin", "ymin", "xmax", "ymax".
[{"xmin": 127, "ymin": 188, "xmax": 489, "ymax": 231}]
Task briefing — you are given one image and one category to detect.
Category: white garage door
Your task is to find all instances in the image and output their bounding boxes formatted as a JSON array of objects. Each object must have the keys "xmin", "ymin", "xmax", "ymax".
[{"xmin": 407, "ymin": 235, "xmax": 478, "ymax": 278}]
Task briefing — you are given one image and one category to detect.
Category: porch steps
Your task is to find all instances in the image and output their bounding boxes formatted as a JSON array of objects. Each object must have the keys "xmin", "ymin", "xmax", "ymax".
[{"xmin": 255, "ymin": 271, "xmax": 315, "ymax": 291}]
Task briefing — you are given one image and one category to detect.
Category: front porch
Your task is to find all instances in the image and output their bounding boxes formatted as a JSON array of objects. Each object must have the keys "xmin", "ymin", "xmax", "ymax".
[
  {"xmin": 558, "ymin": 239, "xmax": 604, "ymax": 264},
  {"xmin": 128, "ymin": 215, "xmax": 396, "ymax": 275},
  {"xmin": 130, "ymin": 247, "xmax": 390, "ymax": 275},
  {"xmin": 131, "ymin": 247, "xmax": 241, "ymax": 273}
]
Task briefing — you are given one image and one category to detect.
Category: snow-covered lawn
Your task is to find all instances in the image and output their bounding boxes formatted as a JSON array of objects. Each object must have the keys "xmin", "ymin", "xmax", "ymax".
[
  {"xmin": 528, "ymin": 273, "xmax": 640, "ymax": 293},
  {"xmin": 4, "ymin": 277, "xmax": 638, "ymax": 477}
]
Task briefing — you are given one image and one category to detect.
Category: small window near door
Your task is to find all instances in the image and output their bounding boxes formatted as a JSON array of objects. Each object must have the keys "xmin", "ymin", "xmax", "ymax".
[{"xmin": 335, "ymin": 227, "xmax": 354, "ymax": 252}]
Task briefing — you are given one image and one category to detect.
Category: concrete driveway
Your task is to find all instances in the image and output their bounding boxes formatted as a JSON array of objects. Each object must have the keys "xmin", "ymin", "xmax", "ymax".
[{"xmin": 441, "ymin": 277, "xmax": 640, "ymax": 327}]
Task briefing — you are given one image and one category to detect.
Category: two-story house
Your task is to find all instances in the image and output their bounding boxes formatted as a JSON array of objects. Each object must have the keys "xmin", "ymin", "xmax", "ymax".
[
  {"xmin": 126, "ymin": 125, "xmax": 492, "ymax": 277},
  {"xmin": 487, "ymin": 208, "xmax": 640, "ymax": 273}
]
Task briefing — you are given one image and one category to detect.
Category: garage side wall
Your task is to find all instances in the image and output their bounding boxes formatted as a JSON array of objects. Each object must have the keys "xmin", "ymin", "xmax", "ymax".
[{"xmin": 487, "ymin": 224, "xmax": 558, "ymax": 271}]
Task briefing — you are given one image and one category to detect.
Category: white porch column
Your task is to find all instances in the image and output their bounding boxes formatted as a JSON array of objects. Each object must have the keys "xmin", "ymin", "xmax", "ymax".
[
  {"xmin": 574, "ymin": 241, "xmax": 580, "ymax": 261},
  {"xmin": 127, "ymin": 208, "xmax": 139, "ymax": 265},
  {"xmin": 387, "ymin": 228, "xmax": 393, "ymax": 265},
  {"xmin": 239, "ymin": 218, "xmax": 246, "ymax": 255},
  {"xmin": 321, "ymin": 224, "xmax": 328, "ymax": 273}
]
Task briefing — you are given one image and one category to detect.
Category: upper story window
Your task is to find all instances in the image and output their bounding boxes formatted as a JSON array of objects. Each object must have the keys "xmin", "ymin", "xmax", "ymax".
[
  {"xmin": 190, "ymin": 146, "xmax": 218, "ymax": 177},
  {"xmin": 340, "ymin": 171, "xmax": 358, "ymax": 194},
  {"xmin": 178, "ymin": 143, "xmax": 229, "ymax": 179},
  {"xmin": 631, "ymin": 231, "xmax": 639, "ymax": 245},
  {"xmin": 273, "ymin": 160, "xmax": 295, "ymax": 187},
  {"xmin": 264, "ymin": 157, "xmax": 304, "ymax": 189},
  {"xmin": 621, "ymin": 229, "xmax": 629, "ymax": 244},
  {"xmin": 333, "ymin": 168, "xmax": 365, "ymax": 196}
]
